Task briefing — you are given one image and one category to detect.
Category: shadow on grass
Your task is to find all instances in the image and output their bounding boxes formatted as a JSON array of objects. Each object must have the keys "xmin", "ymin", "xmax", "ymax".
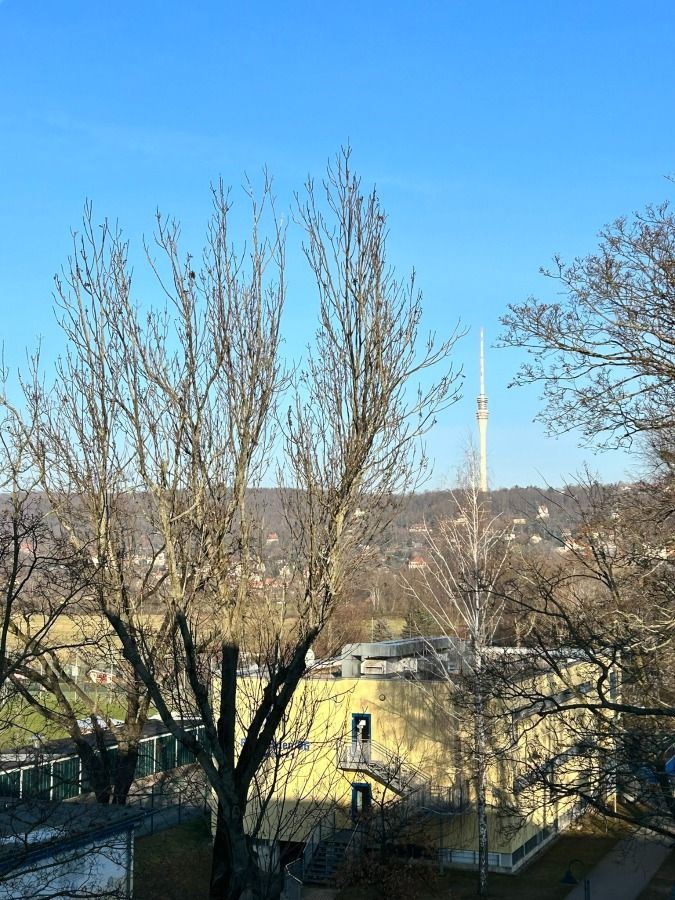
[
  {"xmin": 134, "ymin": 815, "xmax": 212, "ymax": 900},
  {"xmin": 338, "ymin": 816, "xmax": 631, "ymax": 900},
  {"xmin": 132, "ymin": 812, "xmax": 632, "ymax": 900}
]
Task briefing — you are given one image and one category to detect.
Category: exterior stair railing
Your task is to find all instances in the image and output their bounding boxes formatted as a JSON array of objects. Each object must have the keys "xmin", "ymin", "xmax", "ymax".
[
  {"xmin": 283, "ymin": 810, "xmax": 338, "ymax": 898},
  {"xmin": 342, "ymin": 813, "xmax": 368, "ymax": 859},
  {"xmin": 283, "ymin": 739, "xmax": 469, "ymax": 896},
  {"xmin": 337, "ymin": 739, "xmax": 431, "ymax": 797},
  {"xmin": 282, "ymin": 859, "xmax": 303, "ymax": 900},
  {"xmin": 302, "ymin": 808, "xmax": 338, "ymax": 880},
  {"xmin": 337, "ymin": 739, "xmax": 469, "ymax": 814}
]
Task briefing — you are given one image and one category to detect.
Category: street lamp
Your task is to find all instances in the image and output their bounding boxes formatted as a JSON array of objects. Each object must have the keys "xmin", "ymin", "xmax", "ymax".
[
  {"xmin": 560, "ymin": 859, "xmax": 590, "ymax": 898},
  {"xmin": 560, "ymin": 858, "xmax": 583, "ymax": 884}
]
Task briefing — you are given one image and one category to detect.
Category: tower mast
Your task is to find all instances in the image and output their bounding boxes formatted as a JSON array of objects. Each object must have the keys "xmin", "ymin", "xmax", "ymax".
[{"xmin": 476, "ymin": 327, "xmax": 489, "ymax": 492}]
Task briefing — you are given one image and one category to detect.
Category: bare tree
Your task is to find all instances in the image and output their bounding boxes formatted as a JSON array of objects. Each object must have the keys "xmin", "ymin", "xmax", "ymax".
[
  {"xmin": 501, "ymin": 201, "xmax": 675, "ymax": 451},
  {"xmin": 493, "ymin": 479, "xmax": 675, "ymax": 840},
  {"xmin": 240, "ymin": 656, "xmax": 347, "ymax": 894},
  {"xmin": 7, "ymin": 150, "xmax": 461, "ymax": 899},
  {"xmin": 5, "ymin": 206, "xmax": 188, "ymax": 803},
  {"xmin": 0, "ymin": 412, "xmax": 91, "ymax": 750},
  {"xmin": 500, "ymin": 194, "xmax": 675, "ymax": 840},
  {"xmin": 405, "ymin": 452, "xmax": 511, "ymax": 896}
]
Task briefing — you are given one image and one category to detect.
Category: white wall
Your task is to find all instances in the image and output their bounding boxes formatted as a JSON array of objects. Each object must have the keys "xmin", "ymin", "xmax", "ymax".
[{"xmin": 0, "ymin": 833, "xmax": 130, "ymax": 900}]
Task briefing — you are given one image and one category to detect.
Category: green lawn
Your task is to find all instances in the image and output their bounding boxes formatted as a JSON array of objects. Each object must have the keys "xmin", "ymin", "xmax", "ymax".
[
  {"xmin": 134, "ymin": 817, "xmax": 213, "ymax": 900},
  {"xmin": 1, "ymin": 691, "xmax": 155, "ymax": 749},
  {"xmin": 131, "ymin": 813, "xmax": 630, "ymax": 900},
  {"xmin": 337, "ymin": 815, "xmax": 631, "ymax": 900},
  {"xmin": 439, "ymin": 827, "xmax": 624, "ymax": 899}
]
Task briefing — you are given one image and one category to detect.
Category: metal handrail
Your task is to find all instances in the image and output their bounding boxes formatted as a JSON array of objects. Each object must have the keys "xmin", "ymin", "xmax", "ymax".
[
  {"xmin": 337, "ymin": 738, "xmax": 469, "ymax": 816},
  {"xmin": 338, "ymin": 739, "xmax": 426, "ymax": 773},
  {"xmin": 282, "ymin": 859, "xmax": 303, "ymax": 900},
  {"xmin": 302, "ymin": 807, "xmax": 337, "ymax": 876},
  {"xmin": 419, "ymin": 780, "xmax": 469, "ymax": 813},
  {"xmin": 337, "ymin": 739, "xmax": 431, "ymax": 791},
  {"xmin": 342, "ymin": 814, "xmax": 367, "ymax": 859}
]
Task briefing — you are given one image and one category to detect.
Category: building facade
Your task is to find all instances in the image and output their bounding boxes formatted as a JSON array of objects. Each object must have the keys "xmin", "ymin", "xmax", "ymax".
[{"xmin": 241, "ymin": 638, "xmax": 612, "ymax": 878}]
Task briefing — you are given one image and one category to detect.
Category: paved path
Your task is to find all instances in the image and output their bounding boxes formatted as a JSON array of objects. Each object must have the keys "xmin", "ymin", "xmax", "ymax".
[
  {"xmin": 134, "ymin": 802, "xmax": 208, "ymax": 837},
  {"xmin": 565, "ymin": 830, "xmax": 672, "ymax": 900},
  {"xmin": 301, "ymin": 888, "xmax": 337, "ymax": 900}
]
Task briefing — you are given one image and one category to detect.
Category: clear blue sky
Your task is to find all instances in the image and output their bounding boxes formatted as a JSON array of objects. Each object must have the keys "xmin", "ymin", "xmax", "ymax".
[{"xmin": 1, "ymin": 1, "xmax": 673, "ymax": 488}]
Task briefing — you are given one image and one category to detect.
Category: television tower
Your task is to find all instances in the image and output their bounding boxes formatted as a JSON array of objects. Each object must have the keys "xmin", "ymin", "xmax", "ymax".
[{"xmin": 476, "ymin": 327, "xmax": 489, "ymax": 492}]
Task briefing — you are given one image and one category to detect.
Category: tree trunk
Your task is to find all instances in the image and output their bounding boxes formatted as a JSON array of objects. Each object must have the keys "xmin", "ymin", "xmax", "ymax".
[
  {"xmin": 74, "ymin": 732, "xmax": 140, "ymax": 805},
  {"xmin": 113, "ymin": 741, "xmax": 140, "ymax": 804},
  {"xmin": 74, "ymin": 738, "xmax": 112, "ymax": 804},
  {"xmin": 476, "ymin": 763, "xmax": 489, "ymax": 897},
  {"xmin": 209, "ymin": 802, "xmax": 261, "ymax": 900},
  {"xmin": 474, "ymin": 671, "xmax": 489, "ymax": 897},
  {"xmin": 209, "ymin": 642, "xmax": 270, "ymax": 900}
]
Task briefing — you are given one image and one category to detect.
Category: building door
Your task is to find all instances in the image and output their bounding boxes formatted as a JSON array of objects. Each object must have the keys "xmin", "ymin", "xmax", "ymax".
[
  {"xmin": 351, "ymin": 782, "xmax": 372, "ymax": 819},
  {"xmin": 351, "ymin": 713, "xmax": 371, "ymax": 763}
]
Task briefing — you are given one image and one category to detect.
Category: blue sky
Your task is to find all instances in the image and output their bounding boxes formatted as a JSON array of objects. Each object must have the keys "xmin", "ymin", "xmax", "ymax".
[{"xmin": 1, "ymin": 1, "xmax": 673, "ymax": 488}]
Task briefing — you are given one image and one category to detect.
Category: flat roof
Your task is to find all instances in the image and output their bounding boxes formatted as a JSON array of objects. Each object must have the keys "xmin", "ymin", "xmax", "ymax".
[
  {"xmin": 341, "ymin": 636, "xmax": 455, "ymax": 658},
  {"xmin": 0, "ymin": 799, "xmax": 144, "ymax": 874}
]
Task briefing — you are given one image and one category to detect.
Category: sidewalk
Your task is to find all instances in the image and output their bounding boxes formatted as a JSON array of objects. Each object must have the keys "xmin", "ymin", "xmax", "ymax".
[{"xmin": 565, "ymin": 830, "xmax": 672, "ymax": 900}]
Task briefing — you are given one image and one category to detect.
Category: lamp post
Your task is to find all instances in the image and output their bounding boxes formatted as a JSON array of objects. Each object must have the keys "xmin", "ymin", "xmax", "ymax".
[{"xmin": 560, "ymin": 858, "xmax": 590, "ymax": 898}]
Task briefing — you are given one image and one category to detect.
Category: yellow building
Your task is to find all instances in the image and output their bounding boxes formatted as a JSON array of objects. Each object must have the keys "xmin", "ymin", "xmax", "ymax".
[{"xmin": 238, "ymin": 637, "xmax": 609, "ymax": 881}]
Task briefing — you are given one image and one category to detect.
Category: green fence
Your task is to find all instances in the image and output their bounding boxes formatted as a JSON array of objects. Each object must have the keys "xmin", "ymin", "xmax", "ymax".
[{"xmin": 0, "ymin": 724, "xmax": 205, "ymax": 802}]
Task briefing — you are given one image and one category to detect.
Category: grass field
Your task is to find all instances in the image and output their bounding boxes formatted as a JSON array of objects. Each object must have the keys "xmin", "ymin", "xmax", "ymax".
[
  {"xmin": 436, "ymin": 820, "xmax": 628, "ymax": 900},
  {"xmin": 3, "ymin": 610, "xmax": 168, "ymax": 750},
  {"xmin": 1, "ymin": 690, "xmax": 148, "ymax": 749},
  {"xmin": 132, "ymin": 813, "xmax": 630, "ymax": 900},
  {"xmin": 134, "ymin": 817, "xmax": 213, "ymax": 900},
  {"xmin": 336, "ymin": 816, "xmax": 630, "ymax": 899}
]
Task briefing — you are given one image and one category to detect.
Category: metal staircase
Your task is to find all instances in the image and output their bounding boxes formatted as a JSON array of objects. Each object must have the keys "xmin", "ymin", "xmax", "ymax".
[
  {"xmin": 283, "ymin": 740, "xmax": 468, "ymax": 896},
  {"xmin": 284, "ymin": 811, "xmax": 365, "ymax": 890},
  {"xmin": 337, "ymin": 739, "xmax": 468, "ymax": 814},
  {"xmin": 337, "ymin": 739, "xmax": 431, "ymax": 798},
  {"xmin": 301, "ymin": 825, "xmax": 358, "ymax": 883}
]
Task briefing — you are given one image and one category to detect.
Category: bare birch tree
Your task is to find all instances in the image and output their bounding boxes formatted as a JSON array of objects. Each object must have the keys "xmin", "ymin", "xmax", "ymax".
[{"xmin": 406, "ymin": 452, "xmax": 511, "ymax": 896}]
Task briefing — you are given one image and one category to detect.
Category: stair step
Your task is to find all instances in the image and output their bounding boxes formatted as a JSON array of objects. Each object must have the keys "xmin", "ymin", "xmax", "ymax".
[{"xmin": 302, "ymin": 837, "xmax": 351, "ymax": 885}]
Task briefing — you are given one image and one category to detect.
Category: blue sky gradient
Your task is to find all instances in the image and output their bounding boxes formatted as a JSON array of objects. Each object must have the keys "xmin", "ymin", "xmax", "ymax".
[{"xmin": 1, "ymin": 1, "xmax": 673, "ymax": 487}]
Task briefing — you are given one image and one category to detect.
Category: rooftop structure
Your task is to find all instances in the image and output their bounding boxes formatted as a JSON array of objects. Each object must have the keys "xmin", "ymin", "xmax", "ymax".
[{"xmin": 339, "ymin": 636, "xmax": 469, "ymax": 679}]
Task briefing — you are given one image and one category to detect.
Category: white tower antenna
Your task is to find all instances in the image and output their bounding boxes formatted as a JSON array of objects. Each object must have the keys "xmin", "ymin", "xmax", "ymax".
[{"xmin": 476, "ymin": 327, "xmax": 489, "ymax": 492}]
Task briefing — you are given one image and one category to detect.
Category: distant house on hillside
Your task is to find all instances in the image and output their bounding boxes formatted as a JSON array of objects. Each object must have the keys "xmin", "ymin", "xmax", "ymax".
[
  {"xmin": 407, "ymin": 554, "xmax": 428, "ymax": 570},
  {"xmin": 408, "ymin": 523, "xmax": 429, "ymax": 535},
  {"xmin": 266, "ymin": 532, "xmax": 279, "ymax": 544}
]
